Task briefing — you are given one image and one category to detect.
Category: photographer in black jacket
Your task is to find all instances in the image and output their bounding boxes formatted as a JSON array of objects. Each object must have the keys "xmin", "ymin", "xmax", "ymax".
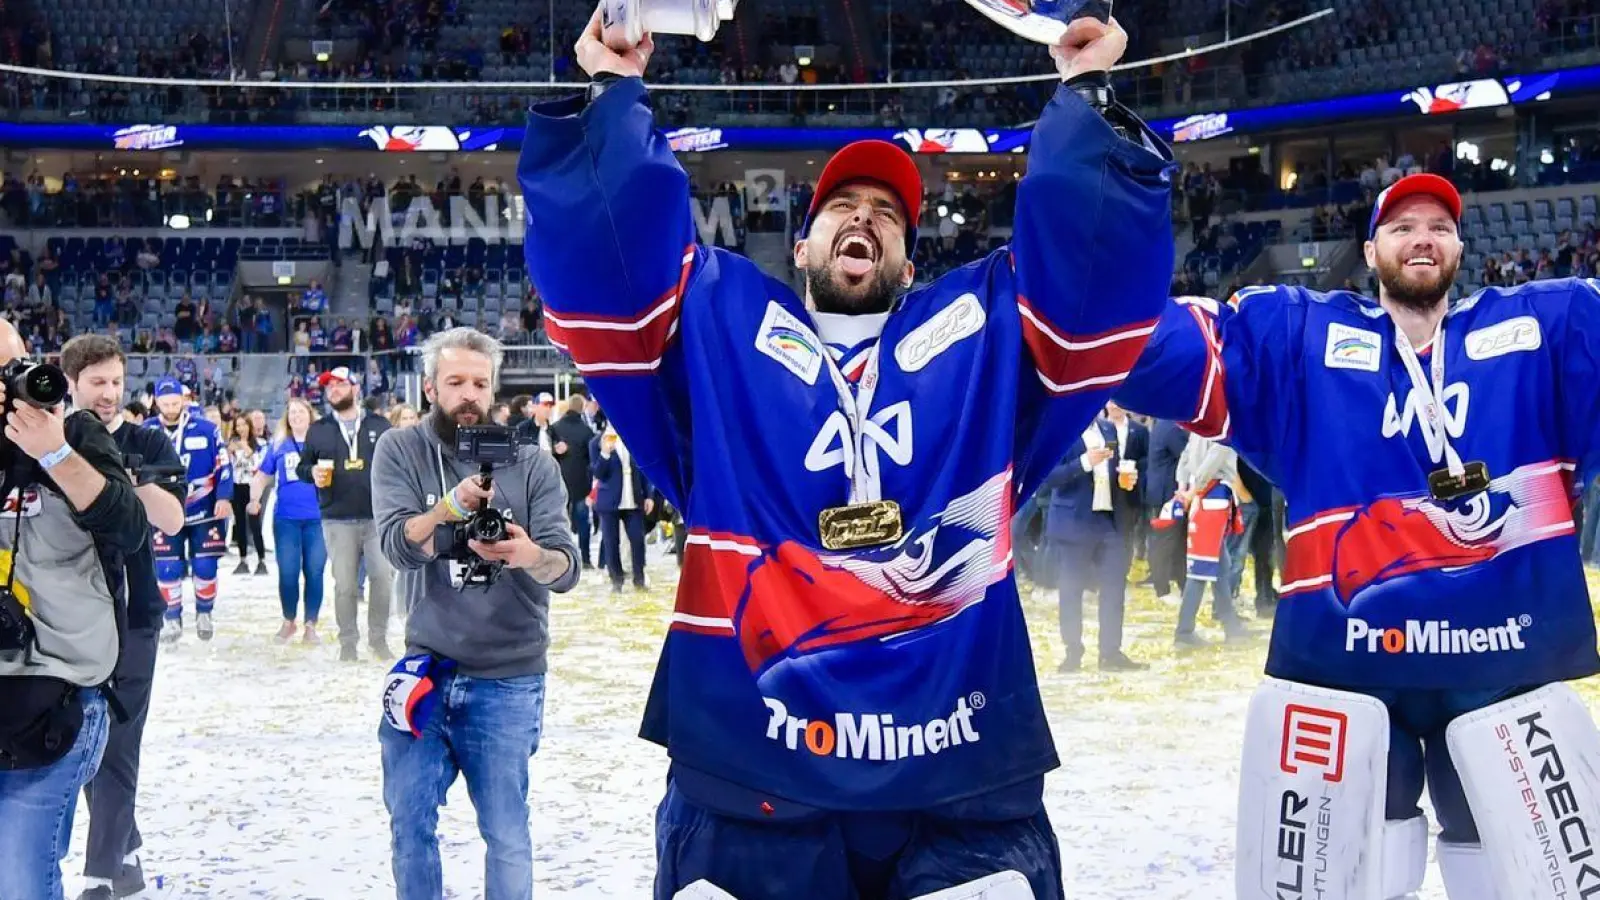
[
  {"xmin": 0, "ymin": 320, "xmax": 149, "ymax": 900},
  {"xmin": 63, "ymin": 335, "xmax": 187, "ymax": 900}
]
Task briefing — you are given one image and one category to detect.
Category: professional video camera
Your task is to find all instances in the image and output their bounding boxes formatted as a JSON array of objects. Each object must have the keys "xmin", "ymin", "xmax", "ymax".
[
  {"xmin": 434, "ymin": 425, "xmax": 519, "ymax": 588},
  {"xmin": 123, "ymin": 452, "xmax": 189, "ymax": 502}
]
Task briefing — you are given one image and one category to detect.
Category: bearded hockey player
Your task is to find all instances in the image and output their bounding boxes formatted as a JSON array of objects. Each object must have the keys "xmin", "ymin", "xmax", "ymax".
[
  {"xmin": 519, "ymin": 11, "xmax": 1174, "ymax": 900},
  {"xmin": 1117, "ymin": 173, "xmax": 1600, "ymax": 900},
  {"xmin": 146, "ymin": 377, "xmax": 233, "ymax": 643}
]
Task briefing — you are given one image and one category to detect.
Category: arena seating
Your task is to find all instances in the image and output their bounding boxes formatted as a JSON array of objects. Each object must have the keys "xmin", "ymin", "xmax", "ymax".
[{"xmin": 1458, "ymin": 184, "xmax": 1600, "ymax": 294}]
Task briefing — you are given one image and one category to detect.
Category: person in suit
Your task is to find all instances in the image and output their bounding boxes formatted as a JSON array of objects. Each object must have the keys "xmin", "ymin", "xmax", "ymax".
[
  {"xmin": 1144, "ymin": 418, "xmax": 1190, "ymax": 603},
  {"xmin": 1041, "ymin": 404, "xmax": 1148, "ymax": 673},
  {"xmin": 590, "ymin": 425, "xmax": 653, "ymax": 592}
]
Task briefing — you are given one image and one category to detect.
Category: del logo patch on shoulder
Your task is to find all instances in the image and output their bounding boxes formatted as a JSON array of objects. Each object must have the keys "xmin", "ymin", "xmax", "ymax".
[
  {"xmin": 756, "ymin": 301, "xmax": 823, "ymax": 385},
  {"xmin": 895, "ymin": 292, "xmax": 985, "ymax": 373},
  {"xmin": 1325, "ymin": 323, "xmax": 1381, "ymax": 372},
  {"xmin": 1465, "ymin": 316, "xmax": 1541, "ymax": 361}
]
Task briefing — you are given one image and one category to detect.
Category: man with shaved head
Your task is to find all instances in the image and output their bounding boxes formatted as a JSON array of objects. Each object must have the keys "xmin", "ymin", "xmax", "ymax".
[{"xmin": 0, "ymin": 319, "xmax": 150, "ymax": 900}]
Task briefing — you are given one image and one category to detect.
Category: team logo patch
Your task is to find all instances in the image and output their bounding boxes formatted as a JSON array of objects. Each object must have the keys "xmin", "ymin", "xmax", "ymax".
[
  {"xmin": 894, "ymin": 292, "xmax": 985, "ymax": 373},
  {"xmin": 0, "ymin": 489, "xmax": 41, "ymax": 518},
  {"xmin": 1465, "ymin": 316, "xmax": 1541, "ymax": 361},
  {"xmin": 755, "ymin": 302, "xmax": 823, "ymax": 385},
  {"xmin": 1324, "ymin": 323, "xmax": 1381, "ymax": 372}
]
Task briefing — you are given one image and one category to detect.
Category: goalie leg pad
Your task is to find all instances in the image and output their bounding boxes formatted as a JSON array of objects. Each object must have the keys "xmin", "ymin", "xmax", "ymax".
[
  {"xmin": 1445, "ymin": 682, "xmax": 1600, "ymax": 900},
  {"xmin": 1380, "ymin": 815, "xmax": 1427, "ymax": 898},
  {"xmin": 1236, "ymin": 677, "xmax": 1395, "ymax": 899},
  {"xmin": 908, "ymin": 871, "xmax": 1032, "ymax": 900},
  {"xmin": 1437, "ymin": 842, "xmax": 1498, "ymax": 900}
]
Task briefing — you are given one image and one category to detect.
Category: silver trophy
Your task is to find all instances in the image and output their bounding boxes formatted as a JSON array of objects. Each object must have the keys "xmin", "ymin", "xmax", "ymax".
[
  {"xmin": 601, "ymin": 0, "xmax": 737, "ymax": 45},
  {"xmin": 961, "ymin": 0, "xmax": 1111, "ymax": 44}
]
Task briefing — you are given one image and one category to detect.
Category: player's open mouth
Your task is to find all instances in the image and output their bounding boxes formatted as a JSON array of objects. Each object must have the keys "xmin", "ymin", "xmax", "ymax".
[
  {"xmin": 1405, "ymin": 257, "xmax": 1436, "ymax": 268},
  {"xmin": 835, "ymin": 232, "xmax": 879, "ymax": 279}
]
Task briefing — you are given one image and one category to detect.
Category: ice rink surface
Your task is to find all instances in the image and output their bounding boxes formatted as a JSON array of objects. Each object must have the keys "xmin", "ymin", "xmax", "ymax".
[{"xmin": 60, "ymin": 546, "xmax": 1596, "ymax": 899}]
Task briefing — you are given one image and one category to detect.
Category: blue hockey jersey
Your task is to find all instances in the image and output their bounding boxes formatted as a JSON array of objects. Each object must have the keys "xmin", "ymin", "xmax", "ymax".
[
  {"xmin": 519, "ymin": 77, "xmax": 1175, "ymax": 810},
  {"xmin": 145, "ymin": 410, "xmax": 233, "ymax": 522},
  {"xmin": 1116, "ymin": 280, "xmax": 1600, "ymax": 691}
]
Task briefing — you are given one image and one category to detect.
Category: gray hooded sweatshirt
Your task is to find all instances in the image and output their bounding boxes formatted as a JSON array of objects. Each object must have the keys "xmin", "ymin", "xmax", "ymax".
[{"xmin": 371, "ymin": 417, "xmax": 580, "ymax": 678}]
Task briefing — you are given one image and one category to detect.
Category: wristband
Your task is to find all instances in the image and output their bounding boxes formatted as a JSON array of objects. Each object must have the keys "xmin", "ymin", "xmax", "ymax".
[
  {"xmin": 442, "ymin": 489, "xmax": 469, "ymax": 521},
  {"xmin": 38, "ymin": 443, "xmax": 72, "ymax": 471}
]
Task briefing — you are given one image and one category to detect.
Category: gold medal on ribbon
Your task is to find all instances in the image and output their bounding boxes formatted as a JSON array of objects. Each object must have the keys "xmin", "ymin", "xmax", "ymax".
[{"xmin": 819, "ymin": 500, "xmax": 904, "ymax": 551}]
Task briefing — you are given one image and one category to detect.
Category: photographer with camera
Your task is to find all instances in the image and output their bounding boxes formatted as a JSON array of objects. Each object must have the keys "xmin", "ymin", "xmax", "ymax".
[
  {"xmin": 371, "ymin": 327, "xmax": 579, "ymax": 900},
  {"xmin": 0, "ymin": 321, "xmax": 150, "ymax": 900},
  {"xmin": 61, "ymin": 334, "xmax": 188, "ymax": 900}
]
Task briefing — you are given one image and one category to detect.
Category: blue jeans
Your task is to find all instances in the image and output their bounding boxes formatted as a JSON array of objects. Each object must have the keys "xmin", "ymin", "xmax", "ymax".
[
  {"xmin": 1583, "ymin": 481, "xmax": 1600, "ymax": 565},
  {"xmin": 380, "ymin": 671, "xmax": 546, "ymax": 900},
  {"xmin": 0, "ymin": 690, "xmax": 110, "ymax": 900},
  {"xmin": 1224, "ymin": 501, "xmax": 1259, "ymax": 597},
  {"xmin": 274, "ymin": 516, "xmax": 326, "ymax": 622},
  {"xmin": 1177, "ymin": 536, "xmax": 1242, "ymax": 634}
]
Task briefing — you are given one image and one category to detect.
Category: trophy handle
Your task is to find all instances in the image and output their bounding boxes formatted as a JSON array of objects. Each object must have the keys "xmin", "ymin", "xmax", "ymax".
[{"xmin": 962, "ymin": 0, "xmax": 1112, "ymax": 44}]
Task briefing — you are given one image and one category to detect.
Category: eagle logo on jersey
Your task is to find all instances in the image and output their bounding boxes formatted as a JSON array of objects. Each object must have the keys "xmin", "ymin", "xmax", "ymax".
[
  {"xmin": 677, "ymin": 471, "xmax": 1014, "ymax": 678},
  {"xmin": 1325, "ymin": 462, "xmax": 1574, "ymax": 606}
]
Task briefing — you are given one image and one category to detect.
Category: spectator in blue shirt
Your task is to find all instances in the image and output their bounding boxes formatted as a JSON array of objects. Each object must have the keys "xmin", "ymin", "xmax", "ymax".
[{"xmin": 250, "ymin": 398, "xmax": 326, "ymax": 645}]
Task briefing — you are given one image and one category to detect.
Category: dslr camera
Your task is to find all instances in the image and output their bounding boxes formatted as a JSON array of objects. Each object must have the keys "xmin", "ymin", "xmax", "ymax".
[
  {"xmin": 123, "ymin": 452, "xmax": 189, "ymax": 502},
  {"xmin": 0, "ymin": 358, "xmax": 68, "ymax": 412},
  {"xmin": 434, "ymin": 425, "xmax": 519, "ymax": 588}
]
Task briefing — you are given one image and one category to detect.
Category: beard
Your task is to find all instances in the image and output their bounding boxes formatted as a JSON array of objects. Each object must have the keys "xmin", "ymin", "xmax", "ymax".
[
  {"xmin": 805, "ymin": 260, "xmax": 901, "ymax": 315},
  {"xmin": 1376, "ymin": 253, "xmax": 1459, "ymax": 312},
  {"xmin": 430, "ymin": 401, "xmax": 486, "ymax": 446},
  {"xmin": 330, "ymin": 392, "xmax": 357, "ymax": 413}
]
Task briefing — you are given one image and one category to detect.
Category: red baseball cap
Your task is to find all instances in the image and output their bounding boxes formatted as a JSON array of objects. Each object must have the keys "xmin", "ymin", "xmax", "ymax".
[
  {"xmin": 1368, "ymin": 173, "xmax": 1462, "ymax": 239},
  {"xmin": 805, "ymin": 140, "xmax": 923, "ymax": 253},
  {"xmin": 317, "ymin": 366, "xmax": 360, "ymax": 387}
]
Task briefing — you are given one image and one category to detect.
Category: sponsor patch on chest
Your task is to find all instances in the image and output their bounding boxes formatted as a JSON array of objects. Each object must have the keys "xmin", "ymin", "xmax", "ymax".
[
  {"xmin": 1, "ymin": 489, "xmax": 43, "ymax": 518},
  {"xmin": 183, "ymin": 436, "xmax": 209, "ymax": 451},
  {"xmin": 1324, "ymin": 323, "xmax": 1381, "ymax": 372},
  {"xmin": 1465, "ymin": 315, "xmax": 1541, "ymax": 360},
  {"xmin": 894, "ymin": 292, "xmax": 985, "ymax": 373},
  {"xmin": 755, "ymin": 301, "xmax": 824, "ymax": 385}
]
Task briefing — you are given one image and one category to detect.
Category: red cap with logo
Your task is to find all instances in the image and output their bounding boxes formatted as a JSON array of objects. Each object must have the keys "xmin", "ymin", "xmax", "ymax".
[
  {"xmin": 804, "ymin": 140, "xmax": 924, "ymax": 253},
  {"xmin": 317, "ymin": 366, "xmax": 360, "ymax": 387},
  {"xmin": 1368, "ymin": 173, "xmax": 1463, "ymax": 239}
]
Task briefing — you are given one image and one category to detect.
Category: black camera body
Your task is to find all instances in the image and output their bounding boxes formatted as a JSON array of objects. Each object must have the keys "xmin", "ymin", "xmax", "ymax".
[
  {"xmin": 434, "ymin": 425, "xmax": 521, "ymax": 589},
  {"xmin": 123, "ymin": 452, "xmax": 189, "ymax": 502},
  {"xmin": 0, "ymin": 584, "xmax": 33, "ymax": 654}
]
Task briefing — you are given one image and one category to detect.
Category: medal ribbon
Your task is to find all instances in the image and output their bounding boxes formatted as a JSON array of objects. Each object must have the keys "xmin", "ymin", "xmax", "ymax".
[
  {"xmin": 1392, "ymin": 319, "xmax": 1466, "ymax": 479},
  {"xmin": 338, "ymin": 416, "xmax": 362, "ymax": 463},
  {"xmin": 820, "ymin": 338, "xmax": 883, "ymax": 504}
]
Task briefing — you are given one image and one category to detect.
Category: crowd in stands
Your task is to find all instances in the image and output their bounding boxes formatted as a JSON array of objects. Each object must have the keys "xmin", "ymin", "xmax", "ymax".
[{"xmin": 0, "ymin": 0, "xmax": 1587, "ymax": 129}]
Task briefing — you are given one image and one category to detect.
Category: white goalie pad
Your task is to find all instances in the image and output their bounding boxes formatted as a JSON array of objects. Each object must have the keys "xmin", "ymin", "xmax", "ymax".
[
  {"xmin": 911, "ymin": 871, "xmax": 1033, "ymax": 900},
  {"xmin": 1446, "ymin": 682, "xmax": 1600, "ymax": 900},
  {"xmin": 1236, "ymin": 677, "xmax": 1399, "ymax": 899},
  {"xmin": 673, "ymin": 881, "xmax": 740, "ymax": 900}
]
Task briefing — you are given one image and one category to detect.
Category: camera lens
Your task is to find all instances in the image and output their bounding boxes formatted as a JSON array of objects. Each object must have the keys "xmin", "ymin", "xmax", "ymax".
[
  {"xmin": 7, "ymin": 362, "xmax": 67, "ymax": 408},
  {"xmin": 470, "ymin": 510, "xmax": 506, "ymax": 543}
]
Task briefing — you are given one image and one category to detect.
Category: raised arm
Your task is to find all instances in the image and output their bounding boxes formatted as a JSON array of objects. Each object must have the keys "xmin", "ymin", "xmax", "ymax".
[
  {"xmin": 1007, "ymin": 20, "xmax": 1178, "ymax": 498},
  {"xmin": 1116, "ymin": 287, "xmax": 1304, "ymax": 487},
  {"xmin": 518, "ymin": 21, "xmax": 696, "ymax": 509}
]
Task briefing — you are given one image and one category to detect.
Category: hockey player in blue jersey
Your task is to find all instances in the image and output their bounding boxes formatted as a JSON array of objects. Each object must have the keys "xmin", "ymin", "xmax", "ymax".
[
  {"xmin": 1118, "ymin": 173, "xmax": 1600, "ymax": 900},
  {"xmin": 520, "ymin": 10, "xmax": 1174, "ymax": 900},
  {"xmin": 146, "ymin": 377, "xmax": 233, "ymax": 643}
]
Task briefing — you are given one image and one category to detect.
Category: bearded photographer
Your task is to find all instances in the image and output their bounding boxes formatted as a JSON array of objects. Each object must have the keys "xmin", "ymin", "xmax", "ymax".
[
  {"xmin": 0, "ymin": 321, "xmax": 150, "ymax": 900},
  {"xmin": 62, "ymin": 334, "xmax": 188, "ymax": 900},
  {"xmin": 370, "ymin": 327, "xmax": 579, "ymax": 900}
]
